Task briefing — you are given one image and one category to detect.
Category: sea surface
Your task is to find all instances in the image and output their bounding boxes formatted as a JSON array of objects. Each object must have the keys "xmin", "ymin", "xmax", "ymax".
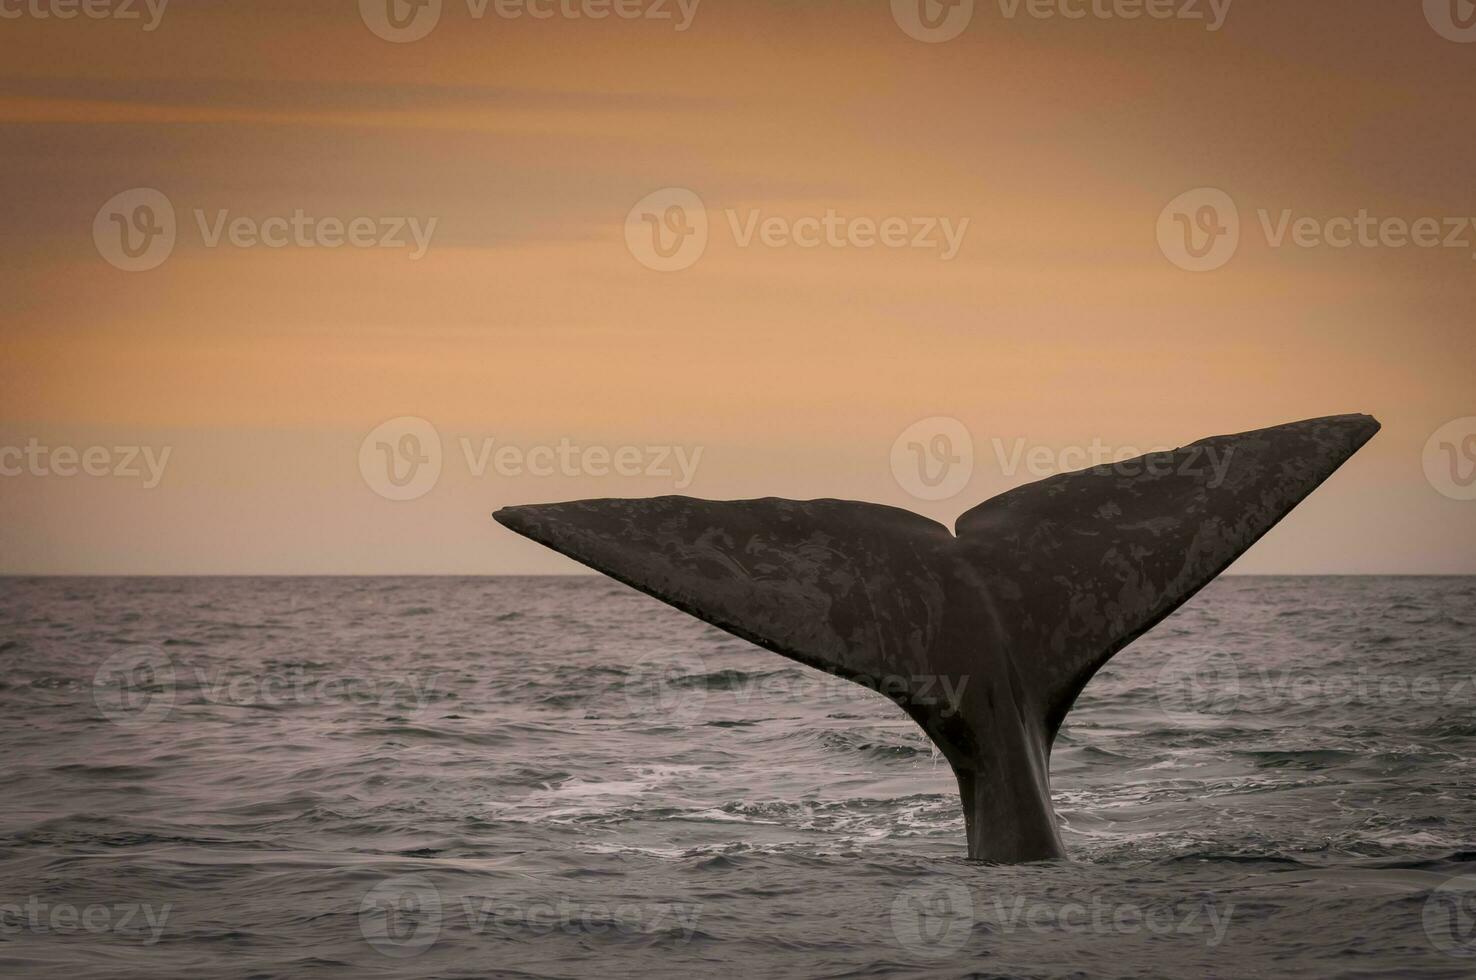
[{"xmin": 1, "ymin": 575, "xmax": 1474, "ymax": 978}]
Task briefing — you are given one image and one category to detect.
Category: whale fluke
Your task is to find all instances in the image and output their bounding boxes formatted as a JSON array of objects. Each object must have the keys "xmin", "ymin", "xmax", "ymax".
[{"xmin": 493, "ymin": 414, "xmax": 1380, "ymax": 862}]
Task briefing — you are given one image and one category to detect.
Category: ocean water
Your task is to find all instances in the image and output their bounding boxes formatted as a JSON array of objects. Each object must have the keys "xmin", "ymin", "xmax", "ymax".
[{"xmin": 1, "ymin": 575, "xmax": 1474, "ymax": 978}]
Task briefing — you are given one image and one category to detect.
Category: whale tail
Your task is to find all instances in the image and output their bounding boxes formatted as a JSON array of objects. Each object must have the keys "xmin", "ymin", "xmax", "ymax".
[{"xmin": 493, "ymin": 414, "xmax": 1380, "ymax": 861}]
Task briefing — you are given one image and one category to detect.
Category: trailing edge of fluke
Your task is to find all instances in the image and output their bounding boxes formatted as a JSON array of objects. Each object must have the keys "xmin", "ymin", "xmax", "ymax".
[{"xmin": 493, "ymin": 414, "xmax": 1380, "ymax": 862}]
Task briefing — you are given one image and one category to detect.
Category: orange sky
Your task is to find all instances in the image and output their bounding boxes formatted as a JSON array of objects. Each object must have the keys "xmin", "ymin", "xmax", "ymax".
[{"xmin": 1, "ymin": 0, "xmax": 1473, "ymax": 573}]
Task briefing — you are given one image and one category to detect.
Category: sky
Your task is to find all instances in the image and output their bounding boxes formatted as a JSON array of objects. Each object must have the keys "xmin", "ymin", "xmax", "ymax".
[{"xmin": 1, "ymin": 0, "xmax": 1473, "ymax": 574}]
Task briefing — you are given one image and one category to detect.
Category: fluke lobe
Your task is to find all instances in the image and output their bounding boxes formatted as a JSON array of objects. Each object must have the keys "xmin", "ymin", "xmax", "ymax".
[{"xmin": 493, "ymin": 414, "xmax": 1380, "ymax": 862}]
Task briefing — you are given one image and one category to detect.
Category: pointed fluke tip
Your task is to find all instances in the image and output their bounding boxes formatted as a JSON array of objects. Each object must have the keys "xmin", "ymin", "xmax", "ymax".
[
  {"xmin": 1323, "ymin": 412, "xmax": 1380, "ymax": 436},
  {"xmin": 493, "ymin": 504, "xmax": 535, "ymax": 532},
  {"xmin": 493, "ymin": 501, "xmax": 587, "ymax": 541},
  {"xmin": 1351, "ymin": 412, "xmax": 1381, "ymax": 447},
  {"xmin": 1297, "ymin": 412, "xmax": 1381, "ymax": 454}
]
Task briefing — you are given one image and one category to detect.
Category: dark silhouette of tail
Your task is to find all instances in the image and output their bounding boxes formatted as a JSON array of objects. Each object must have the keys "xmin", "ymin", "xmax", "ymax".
[{"xmin": 494, "ymin": 414, "xmax": 1380, "ymax": 861}]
